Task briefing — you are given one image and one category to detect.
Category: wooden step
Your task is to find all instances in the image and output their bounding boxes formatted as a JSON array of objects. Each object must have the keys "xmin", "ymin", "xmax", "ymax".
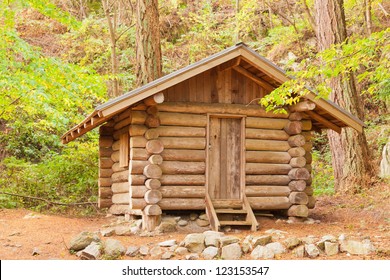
[
  {"xmin": 215, "ymin": 209, "xmax": 247, "ymax": 214},
  {"xmin": 220, "ymin": 220, "xmax": 253, "ymax": 226},
  {"xmin": 212, "ymin": 199, "xmax": 242, "ymax": 209}
]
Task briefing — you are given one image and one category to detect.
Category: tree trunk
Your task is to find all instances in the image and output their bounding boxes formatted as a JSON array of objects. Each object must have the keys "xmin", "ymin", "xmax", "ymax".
[
  {"xmin": 315, "ymin": 0, "xmax": 373, "ymax": 193},
  {"xmin": 136, "ymin": 0, "xmax": 162, "ymax": 86}
]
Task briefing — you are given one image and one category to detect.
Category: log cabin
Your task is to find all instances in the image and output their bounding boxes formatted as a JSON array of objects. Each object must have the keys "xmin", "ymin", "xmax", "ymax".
[{"xmin": 61, "ymin": 43, "xmax": 364, "ymax": 231}]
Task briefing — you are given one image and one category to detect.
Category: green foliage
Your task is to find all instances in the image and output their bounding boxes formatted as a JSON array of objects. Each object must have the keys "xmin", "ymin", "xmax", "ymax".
[{"xmin": 311, "ymin": 149, "xmax": 335, "ymax": 196}]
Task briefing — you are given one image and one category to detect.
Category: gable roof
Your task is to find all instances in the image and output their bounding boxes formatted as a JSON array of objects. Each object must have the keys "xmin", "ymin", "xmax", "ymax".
[{"xmin": 61, "ymin": 43, "xmax": 364, "ymax": 144}]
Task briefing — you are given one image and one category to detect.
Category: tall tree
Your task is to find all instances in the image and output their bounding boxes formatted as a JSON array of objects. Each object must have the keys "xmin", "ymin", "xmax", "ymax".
[
  {"xmin": 135, "ymin": 0, "xmax": 162, "ymax": 86},
  {"xmin": 314, "ymin": 0, "xmax": 373, "ymax": 193}
]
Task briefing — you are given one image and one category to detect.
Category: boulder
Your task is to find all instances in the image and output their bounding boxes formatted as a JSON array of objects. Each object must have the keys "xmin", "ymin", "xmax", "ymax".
[
  {"xmin": 196, "ymin": 219, "xmax": 210, "ymax": 227},
  {"xmin": 266, "ymin": 242, "xmax": 286, "ymax": 255},
  {"xmin": 199, "ymin": 214, "xmax": 208, "ymax": 220},
  {"xmin": 324, "ymin": 242, "xmax": 339, "ymax": 256},
  {"xmin": 139, "ymin": 245, "xmax": 149, "ymax": 256},
  {"xmin": 185, "ymin": 253, "xmax": 199, "ymax": 260},
  {"xmin": 204, "ymin": 231, "xmax": 224, "ymax": 247},
  {"xmin": 283, "ymin": 237, "xmax": 301, "ymax": 249},
  {"xmin": 156, "ymin": 221, "xmax": 177, "ymax": 233},
  {"xmin": 242, "ymin": 235, "xmax": 253, "ymax": 253},
  {"xmin": 305, "ymin": 244, "xmax": 320, "ymax": 258},
  {"xmin": 293, "ymin": 245, "xmax": 305, "ymax": 258},
  {"xmin": 317, "ymin": 235, "xmax": 337, "ymax": 250},
  {"xmin": 150, "ymin": 246, "xmax": 163, "ymax": 258},
  {"xmin": 69, "ymin": 231, "xmax": 100, "ymax": 251},
  {"xmin": 80, "ymin": 242, "xmax": 101, "ymax": 260},
  {"xmin": 201, "ymin": 246, "xmax": 219, "ymax": 260},
  {"xmin": 252, "ymin": 235, "xmax": 272, "ymax": 247},
  {"xmin": 340, "ymin": 240, "xmax": 375, "ymax": 255},
  {"xmin": 100, "ymin": 228, "xmax": 115, "ymax": 237},
  {"xmin": 103, "ymin": 239, "xmax": 125, "ymax": 259},
  {"xmin": 114, "ymin": 226, "xmax": 133, "ymax": 236},
  {"xmin": 126, "ymin": 246, "xmax": 139, "ymax": 257},
  {"xmin": 221, "ymin": 243, "xmax": 242, "ymax": 260},
  {"xmin": 251, "ymin": 245, "xmax": 275, "ymax": 259},
  {"xmin": 184, "ymin": 233, "xmax": 206, "ymax": 253},
  {"xmin": 175, "ymin": 247, "xmax": 189, "ymax": 255},
  {"xmin": 178, "ymin": 220, "xmax": 188, "ymax": 226},
  {"xmin": 158, "ymin": 240, "xmax": 177, "ymax": 247},
  {"xmin": 219, "ymin": 236, "xmax": 240, "ymax": 247},
  {"xmin": 161, "ymin": 251, "xmax": 174, "ymax": 260},
  {"xmin": 189, "ymin": 213, "xmax": 199, "ymax": 221}
]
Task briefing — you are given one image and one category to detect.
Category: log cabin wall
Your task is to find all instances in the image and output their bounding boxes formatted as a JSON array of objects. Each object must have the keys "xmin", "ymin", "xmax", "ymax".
[{"xmin": 98, "ymin": 122, "xmax": 114, "ymax": 209}]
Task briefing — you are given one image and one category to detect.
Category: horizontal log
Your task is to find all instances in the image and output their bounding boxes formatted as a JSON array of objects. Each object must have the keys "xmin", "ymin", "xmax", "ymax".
[
  {"xmin": 99, "ymin": 125, "xmax": 114, "ymax": 136},
  {"xmin": 129, "ymin": 175, "xmax": 146, "ymax": 185},
  {"xmin": 98, "ymin": 177, "xmax": 112, "ymax": 188},
  {"xmin": 288, "ymin": 147, "xmax": 306, "ymax": 157},
  {"xmin": 100, "ymin": 157, "xmax": 114, "ymax": 169},
  {"xmin": 131, "ymin": 111, "xmax": 147, "ymax": 125},
  {"xmin": 112, "ymin": 162, "xmax": 127, "ymax": 173},
  {"xmin": 130, "ymin": 148, "xmax": 150, "ymax": 161},
  {"xmin": 112, "ymin": 182, "xmax": 129, "ymax": 193},
  {"xmin": 160, "ymin": 161, "xmax": 205, "ymax": 175},
  {"xmin": 158, "ymin": 198, "xmax": 205, "ymax": 210},
  {"xmin": 307, "ymin": 196, "xmax": 316, "ymax": 209},
  {"xmin": 149, "ymin": 154, "xmax": 163, "ymax": 165},
  {"xmin": 109, "ymin": 205, "xmax": 130, "ymax": 215},
  {"xmin": 289, "ymin": 192, "xmax": 309, "ymax": 205},
  {"xmin": 160, "ymin": 185, "xmax": 206, "ymax": 198},
  {"xmin": 115, "ymin": 108, "xmax": 131, "ymax": 122},
  {"xmin": 288, "ymin": 135, "xmax": 306, "ymax": 147},
  {"xmin": 111, "ymin": 151, "xmax": 120, "ymax": 162},
  {"xmin": 246, "ymin": 117, "xmax": 288, "ymax": 129},
  {"xmin": 160, "ymin": 175, "xmax": 206, "ymax": 185},
  {"xmin": 245, "ymin": 128, "xmax": 289, "ymax": 141},
  {"xmin": 145, "ymin": 179, "xmax": 161, "ymax": 189},
  {"xmin": 144, "ymin": 204, "xmax": 162, "ymax": 216},
  {"xmin": 143, "ymin": 164, "xmax": 162, "ymax": 179},
  {"xmin": 289, "ymin": 157, "xmax": 307, "ymax": 168},
  {"xmin": 145, "ymin": 139, "xmax": 164, "ymax": 154},
  {"xmin": 159, "ymin": 112, "xmax": 207, "ymax": 127},
  {"xmin": 160, "ymin": 137, "xmax": 206, "ymax": 150},
  {"xmin": 212, "ymin": 199, "xmax": 242, "ymax": 208},
  {"xmin": 130, "ymin": 185, "xmax": 148, "ymax": 198},
  {"xmin": 287, "ymin": 205, "xmax": 309, "ymax": 217},
  {"xmin": 288, "ymin": 180, "xmax": 307, "ymax": 191},
  {"xmin": 245, "ymin": 186, "xmax": 291, "ymax": 197},
  {"xmin": 144, "ymin": 190, "xmax": 162, "ymax": 204},
  {"xmin": 128, "ymin": 160, "xmax": 148, "ymax": 174},
  {"xmin": 156, "ymin": 126, "xmax": 206, "ymax": 137},
  {"xmin": 130, "ymin": 198, "xmax": 147, "ymax": 210},
  {"xmin": 111, "ymin": 170, "xmax": 129, "ymax": 183},
  {"xmin": 161, "ymin": 149, "xmax": 205, "ymax": 162},
  {"xmin": 246, "ymin": 175, "xmax": 291, "ymax": 185},
  {"xmin": 246, "ymin": 139, "xmax": 290, "ymax": 151},
  {"xmin": 129, "ymin": 125, "xmax": 148, "ymax": 136},
  {"xmin": 99, "ymin": 136, "xmax": 113, "ymax": 148},
  {"xmin": 99, "ymin": 187, "xmax": 112, "ymax": 199},
  {"xmin": 112, "ymin": 193, "xmax": 130, "ymax": 204},
  {"xmin": 245, "ymin": 163, "xmax": 292, "ymax": 175},
  {"xmin": 99, "ymin": 198, "xmax": 112, "ymax": 209},
  {"xmin": 248, "ymin": 197, "xmax": 292, "ymax": 210},
  {"xmin": 130, "ymin": 136, "xmax": 147, "ymax": 148},
  {"xmin": 288, "ymin": 168, "xmax": 311, "ymax": 180},
  {"xmin": 99, "ymin": 147, "xmax": 113, "ymax": 157},
  {"xmin": 144, "ymin": 128, "xmax": 159, "ymax": 140},
  {"xmin": 114, "ymin": 117, "xmax": 131, "ymax": 130},
  {"xmin": 245, "ymin": 151, "xmax": 291, "ymax": 164},
  {"xmin": 284, "ymin": 121, "xmax": 302, "ymax": 135},
  {"xmin": 99, "ymin": 168, "xmax": 113, "ymax": 178},
  {"xmin": 144, "ymin": 92, "xmax": 164, "ymax": 106},
  {"xmin": 112, "ymin": 140, "xmax": 120, "ymax": 151},
  {"xmin": 157, "ymin": 102, "xmax": 289, "ymax": 118},
  {"xmin": 289, "ymin": 101, "xmax": 316, "ymax": 112}
]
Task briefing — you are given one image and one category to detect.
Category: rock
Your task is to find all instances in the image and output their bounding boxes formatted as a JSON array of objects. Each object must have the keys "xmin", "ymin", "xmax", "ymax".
[
  {"xmin": 202, "ymin": 246, "xmax": 219, "ymax": 260},
  {"xmin": 223, "ymin": 226, "xmax": 232, "ymax": 232},
  {"xmin": 221, "ymin": 243, "xmax": 242, "ymax": 260},
  {"xmin": 266, "ymin": 242, "xmax": 286, "ymax": 255},
  {"xmin": 301, "ymin": 236, "xmax": 317, "ymax": 245},
  {"xmin": 178, "ymin": 220, "xmax": 188, "ymax": 226},
  {"xmin": 199, "ymin": 214, "xmax": 208, "ymax": 220},
  {"xmin": 139, "ymin": 245, "xmax": 149, "ymax": 256},
  {"xmin": 204, "ymin": 231, "xmax": 224, "ymax": 247},
  {"xmin": 69, "ymin": 231, "xmax": 100, "ymax": 251},
  {"xmin": 156, "ymin": 221, "xmax": 176, "ymax": 233},
  {"xmin": 283, "ymin": 237, "xmax": 301, "ymax": 249},
  {"xmin": 340, "ymin": 240, "xmax": 375, "ymax": 255},
  {"xmin": 251, "ymin": 246, "xmax": 275, "ymax": 259},
  {"xmin": 380, "ymin": 141, "xmax": 390, "ymax": 178},
  {"xmin": 103, "ymin": 239, "xmax": 125, "ymax": 259},
  {"xmin": 317, "ymin": 235, "xmax": 337, "ymax": 250},
  {"xmin": 114, "ymin": 226, "xmax": 133, "ymax": 236},
  {"xmin": 101, "ymin": 228, "xmax": 115, "ymax": 237},
  {"xmin": 175, "ymin": 247, "xmax": 189, "ymax": 255},
  {"xmin": 219, "ymin": 236, "xmax": 240, "ymax": 247},
  {"xmin": 242, "ymin": 235, "xmax": 253, "ymax": 253},
  {"xmin": 324, "ymin": 242, "xmax": 339, "ymax": 256},
  {"xmin": 184, "ymin": 233, "xmax": 205, "ymax": 253},
  {"xmin": 305, "ymin": 244, "xmax": 320, "ymax": 258},
  {"xmin": 196, "ymin": 219, "xmax": 210, "ymax": 227},
  {"xmin": 303, "ymin": 218, "xmax": 316, "ymax": 225},
  {"xmin": 189, "ymin": 213, "xmax": 199, "ymax": 221},
  {"xmin": 185, "ymin": 253, "xmax": 199, "ymax": 260},
  {"xmin": 265, "ymin": 229, "xmax": 287, "ymax": 235},
  {"xmin": 338, "ymin": 234, "xmax": 347, "ymax": 241},
  {"xmin": 252, "ymin": 235, "xmax": 272, "ymax": 247},
  {"xmin": 150, "ymin": 246, "xmax": 163, "ymax": 258},
  {"xmin": 32, "ymin": 247, "xmax": 41, "ymax": 256},
  {"xmin": 293, "ymin": 245, "xmax": 305, "ymax": 258},
  {"xmin": 288, "ymin": 217, "xmax": 305, "ymax": 223},
  {"xmin": 9, "ymin": 231, "xmax": 21, "ymax": 236},
  {"xmin": 161, "ymin": 251, "xmax": 174, "ymax": 260},
  {"xmin": 126, "ymin": 246, "xmax": 139, "ymax": 257},
  {"xmin": 23, "ymin": 213, "xmax": 42, "ymax": 219},
  {"xmin": 80, "ymin": 242, "xmax": 101, "ymax": 260},
  {"xmin": 158, "ymin": 239, "xmax": 177, "ymax": 247}
]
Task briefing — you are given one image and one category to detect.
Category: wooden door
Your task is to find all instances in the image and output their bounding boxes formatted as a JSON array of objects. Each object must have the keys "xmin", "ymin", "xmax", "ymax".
[{"xmin": 208, "ymin": 116, "xmax": 243, "ymax": 200}]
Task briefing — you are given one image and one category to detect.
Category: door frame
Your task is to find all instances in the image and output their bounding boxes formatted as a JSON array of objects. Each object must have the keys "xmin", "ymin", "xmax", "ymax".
[{"xmin": 206, "ymin": 113, "xmax": 246, "ymax": 200}]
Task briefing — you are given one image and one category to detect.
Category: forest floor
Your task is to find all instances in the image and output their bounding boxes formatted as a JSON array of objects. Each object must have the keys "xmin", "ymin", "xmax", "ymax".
[{"xmin": 0, "ymin": 182, "xmax": 389, "ymax": 260}]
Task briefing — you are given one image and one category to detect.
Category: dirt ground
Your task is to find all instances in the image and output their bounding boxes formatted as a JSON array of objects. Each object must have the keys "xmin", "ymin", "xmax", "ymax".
[{"xmin": 0, "ymin": 183, "xmax": 389, "ymax": 260}]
